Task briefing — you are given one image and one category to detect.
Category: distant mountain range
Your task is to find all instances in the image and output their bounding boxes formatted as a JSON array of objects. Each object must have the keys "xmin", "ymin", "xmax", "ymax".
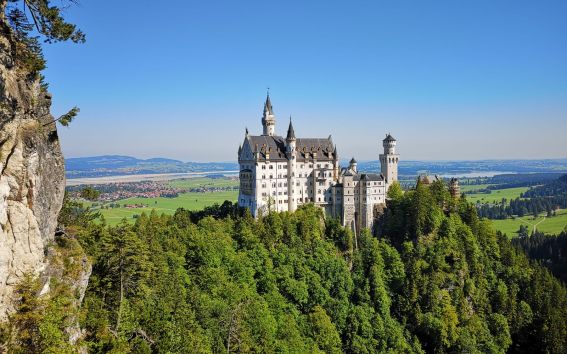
[
  {"xmin": 66, "ymin": 155, "xmax": 567, "ymax": 179},
  {"xmin": 65, "ymin": 155, "xmax": 238, "ymax": 178}
]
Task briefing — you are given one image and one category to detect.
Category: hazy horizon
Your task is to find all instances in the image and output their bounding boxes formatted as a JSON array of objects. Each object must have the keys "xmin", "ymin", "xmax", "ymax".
[
  {"xmin": 64, "ymin": 154, "xmax": 567, "ymax": 164},
  {"xmin": 44, "ymin": 0, "xmax": 567, "ymax": 161}
]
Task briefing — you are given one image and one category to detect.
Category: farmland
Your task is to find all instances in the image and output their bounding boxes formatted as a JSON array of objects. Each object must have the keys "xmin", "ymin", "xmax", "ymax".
[
  {"xmin": 464, "ymin": 186, "xmax": 530, "ymax": 204},
  {"xmin": 463, "ymin": 181, "xmax": 567, "ymax": 236},
  {"xmin": 491, "ymin": 209, "xmax": 567, "ymax": 237},
  {"xmin": 86, "ymin": 177, "xmax": 239, "ymax": 225}
]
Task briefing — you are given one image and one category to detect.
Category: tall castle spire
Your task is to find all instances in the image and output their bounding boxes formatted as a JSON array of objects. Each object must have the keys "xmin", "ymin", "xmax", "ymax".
[
  {"xmin": 261, "ymin": 92, "xmax": 276, "ymax": 136},
  {"xmin": 286, "ymin": 116, "xmax": 296, "ymax": 141}
]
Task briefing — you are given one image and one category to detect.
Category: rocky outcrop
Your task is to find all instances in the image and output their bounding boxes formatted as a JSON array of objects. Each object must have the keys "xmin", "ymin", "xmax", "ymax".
[{"xmin": 0, "ymin": 23, "xmax": 66, "ymax": 319}]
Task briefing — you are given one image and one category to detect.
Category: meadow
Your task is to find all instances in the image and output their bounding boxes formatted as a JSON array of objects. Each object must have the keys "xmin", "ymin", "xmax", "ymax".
[
  {"xmin": 464, "ymin": 186, "xmax": 530, "ymax": 204},
  {"xmin": 458, "ymin": 184, "xmax": 495, "ymax": 192},
  {"xmin": 91, "ymin": 177, "xmax": 238, "ymax": 225},
  {"xmin": 168, "ymin": 177, "xmax": 239, "ymax": 189},
  {"xmin": 491, "ymin": 209, "xmax": 567, "ymax": 237},
  {"xmin": 463, "ymin": 184, "xmax": 567, "ymax": 236}
]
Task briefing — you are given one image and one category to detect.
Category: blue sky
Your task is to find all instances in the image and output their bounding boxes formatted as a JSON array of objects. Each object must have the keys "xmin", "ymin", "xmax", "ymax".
[{"xmin": 43, "ymin": 0, "xmax": 567, "ymax": 161}]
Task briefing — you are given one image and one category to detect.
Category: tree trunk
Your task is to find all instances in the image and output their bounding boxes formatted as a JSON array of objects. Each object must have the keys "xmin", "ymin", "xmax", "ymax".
[{"xmin": 116, "ymin": 257, "xmax": 124, "ymax": 331}]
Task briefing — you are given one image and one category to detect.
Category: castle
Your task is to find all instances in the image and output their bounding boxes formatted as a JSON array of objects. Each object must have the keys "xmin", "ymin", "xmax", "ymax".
[{"xmin": 238, "ymin": 94, "xmax": 399, "ymax": 234}]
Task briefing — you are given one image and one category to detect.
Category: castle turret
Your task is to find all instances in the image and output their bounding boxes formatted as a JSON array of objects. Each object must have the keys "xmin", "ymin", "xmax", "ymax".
[
  {"xmin": 286, "ymin": 116, "xmax": 296, "ymax": 147},
  {"xmin": 261, "ymin": 93, "xmax": 276, "ymax": 136},
  {"xmin": 449, "ymin": 178, "xmax": 460, "ymax": 199},
  {"xmin": 379, "ymin": 133, "xmax": 399, "ymax": 185},
  {"xmin": 349, "ymin": 157, "xmax": 358, "ymax": 173},
  {"xmin": 286, "ymin": 117, "xmax": 297, "ymax": 211}
]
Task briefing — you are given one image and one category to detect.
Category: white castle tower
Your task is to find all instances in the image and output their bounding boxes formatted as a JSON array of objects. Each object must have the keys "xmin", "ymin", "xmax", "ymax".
[
  {"xmin": 261, "ymin": 94, "xmax": 276, "ymax": 136},
  {"xmin": 379, "ymin": 134, "xmax": 399, "ymax": 185},
  {"xmin": 285, "ymin": 118, "xmax": 297, "ymax": 212}
]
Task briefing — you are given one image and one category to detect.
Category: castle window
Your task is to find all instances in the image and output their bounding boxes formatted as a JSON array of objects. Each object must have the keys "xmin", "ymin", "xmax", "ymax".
[
  {"xmin": 262, "ymin": 175, "xmax": 265, "ymax": 179},
  {"xmin": 262, "ymin": 165, "xmax": 266, "ymax": 169},
  {"xmin": 270, "ymin": 175, "xmax": 273, "ymax": 179},
  {"xmin": 309, "ymin": 164, "xmax": 313, "ymax": 168},
  {"xmin": 269, "ymin": 165, "xmax": 273, "ymax": 169}
]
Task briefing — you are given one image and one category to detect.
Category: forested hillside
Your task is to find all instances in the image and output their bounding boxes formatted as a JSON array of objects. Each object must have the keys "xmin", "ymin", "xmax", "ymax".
[
  {"xmin": 513, "ymin": 230, "xmax": 567, "ymax": 284},
  {"xmin": 3, "ymin": 181, "xmax": 567, "ymax": 353}
]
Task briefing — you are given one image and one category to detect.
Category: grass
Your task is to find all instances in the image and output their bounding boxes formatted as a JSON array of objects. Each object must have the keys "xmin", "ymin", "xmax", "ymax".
[
  {"xmin": 459, "ymin": 184, "xmax": 496, "ymax": 192},
  {"xmin": 491, "ymin": 209, "xmax": 567, "ymax": 237},
  {"xmin": 84, "ymin": 177, "xmax": 239, "ymax": 225},
  {"xmin": 96, "ymin": 191, "xmax": 238, "ymax": 225},
  {"xmin": 465, "ymin": 187, "xmax": 530, "ymax": 204},
  {"xmin": 167, "ymin": 177, "xmax": 238, "ymax": 189},
  {"xmin": 461, "ymin": 183, "xmax": 567, "ymax": 236}
]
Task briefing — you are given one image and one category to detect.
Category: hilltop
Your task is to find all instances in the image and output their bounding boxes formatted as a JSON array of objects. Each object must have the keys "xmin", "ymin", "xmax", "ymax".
[{"xmin": 65, "ymin": 155, "xmax": 239, "ymax": 178}]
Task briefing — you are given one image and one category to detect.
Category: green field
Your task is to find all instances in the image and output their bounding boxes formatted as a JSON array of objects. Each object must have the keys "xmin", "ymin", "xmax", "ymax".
[
  {"xmin": 96, "ymin": 191, "xmax": 238, "ymax": 224},
  {"xmin": 491, "ymin": 209, "xmax": 567, "ymax": 237},
  {"xmin": 463, "ymin": 184, "xmax": 567, "ymax": 236},
  {"xmin": 459, "ymin": 184, "xmax": 495, "ymax": 192},
  {"xmin": 87, "ymin": 177, "xmax": 239, "ymax": 225},
  {"xmin": 167, "ymin": 177, "xmax": 238, "ymax": 189},
  {"xmin": 465, "ymin": 186, "xmax": 529, "ymax": 204}
]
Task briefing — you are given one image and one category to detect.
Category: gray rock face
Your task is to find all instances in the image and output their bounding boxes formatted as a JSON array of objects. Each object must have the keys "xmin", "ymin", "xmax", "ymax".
[{"xmin": 0, "ymin": 26, "xmax": 66, "ymax": 319}]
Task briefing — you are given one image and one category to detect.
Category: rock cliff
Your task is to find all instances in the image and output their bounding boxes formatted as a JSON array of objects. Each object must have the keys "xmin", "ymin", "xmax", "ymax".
[{"xmin": 0, "ymin": 22, "xmax": 66, "ymax": 320}]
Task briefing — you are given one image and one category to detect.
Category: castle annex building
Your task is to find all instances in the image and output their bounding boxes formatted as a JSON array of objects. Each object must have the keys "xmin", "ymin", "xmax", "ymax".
[{"xmin": 238, "ymin": 95, "xmax": 399, "ymax": 233}]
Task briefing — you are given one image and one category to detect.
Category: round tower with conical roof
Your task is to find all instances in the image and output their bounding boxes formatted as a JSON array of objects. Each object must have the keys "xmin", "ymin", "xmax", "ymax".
[
  {"xmin": 379, "ymin": 133, "xmax": 399, "ymax": 186},
  {"xmin": 349, "ymin": 157, "xmax": 358, "ymax": 173},
  {"xmin": 286, "ymin": 117, "xmax": 298, "ymax": 211},
  {"xmin": 261, "ymin": 93, "xmax": 276, "ymax": 136}
]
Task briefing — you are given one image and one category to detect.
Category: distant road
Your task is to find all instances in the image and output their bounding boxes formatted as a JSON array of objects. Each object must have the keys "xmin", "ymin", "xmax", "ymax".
[{"xmin": 66, "ymin": 171, "xmax": 239, "ymax": 186}]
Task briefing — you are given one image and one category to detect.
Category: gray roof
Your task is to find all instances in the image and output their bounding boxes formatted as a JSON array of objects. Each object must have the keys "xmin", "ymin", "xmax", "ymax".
[
  {"xmin": 342, "ymin": 168, "xmax": 355, "ymax": 176},
  {"xmin": 359, "ymin": 173, "xmax": 383, "ymax": 181},
  {"xmin": 340, "ymin": 168, "xmax": 384, "ymax": 181},
  {"xmin": 246, "ymin": 135, "xmax": 336, "ymax": 162},
  {"xmin": 383, "ymin": 134, "xmax": 396, "ymax": 142},
  {"xmin": 263, "ymin": 94, "xmax": 273, "ymax": 115},
  {"xmin": 286, "ymin": 119, "xmax": 296, "ymax": 141}
]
